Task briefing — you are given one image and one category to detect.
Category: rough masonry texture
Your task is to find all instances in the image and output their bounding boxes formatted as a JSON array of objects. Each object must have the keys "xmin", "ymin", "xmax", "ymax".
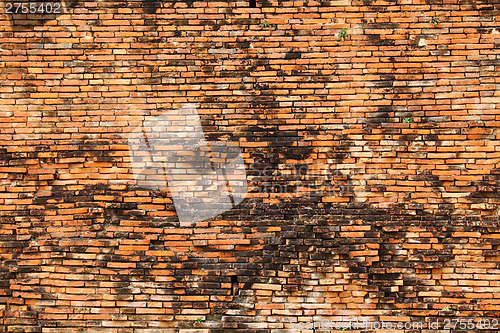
[{"xmin": 0, "ymin": 0, "xmax": 500, "ymax": 332}]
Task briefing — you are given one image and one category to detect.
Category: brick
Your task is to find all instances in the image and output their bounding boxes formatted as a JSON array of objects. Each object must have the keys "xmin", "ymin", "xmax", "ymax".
[{"xmin": 0, "ymin": 1, "xmax": 499, "ymax": 332}]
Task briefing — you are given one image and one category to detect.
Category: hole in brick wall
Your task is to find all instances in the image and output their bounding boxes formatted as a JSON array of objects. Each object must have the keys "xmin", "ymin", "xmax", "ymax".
[
  {"xmin": 231, "ymin": 275, "xmax": 239, "ymax": 295},
  {"xmin": 249, "ymin": 0, "xmax": 256, "ymax": 7}
]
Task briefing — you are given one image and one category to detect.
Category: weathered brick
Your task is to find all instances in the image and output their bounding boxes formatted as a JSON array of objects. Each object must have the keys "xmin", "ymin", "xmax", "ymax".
[{"xmin": 0, "ymin": 0, "xmax": 499, "ymax": 332}]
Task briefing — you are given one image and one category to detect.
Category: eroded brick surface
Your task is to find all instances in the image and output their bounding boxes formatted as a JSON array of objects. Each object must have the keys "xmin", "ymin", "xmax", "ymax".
[{"xmin": 0, "ymin": 0, "xmax": 499, "ymax": 332}]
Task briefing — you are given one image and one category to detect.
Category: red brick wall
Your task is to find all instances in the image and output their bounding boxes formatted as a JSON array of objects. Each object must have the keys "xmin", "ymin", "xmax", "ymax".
[{"xmin": 1, "ymin": 0, "xmax": 499, "ymax": 331}]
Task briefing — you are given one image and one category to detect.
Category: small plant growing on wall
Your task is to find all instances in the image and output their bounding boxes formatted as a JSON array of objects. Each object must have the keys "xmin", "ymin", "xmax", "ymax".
[
  {"xmin": 261, "ymin": 20, "xmax": 271, "ymax": 28},
  {"xmin": 403, "ymin": 117, "xmax": 414, "ymax": 124},
  {"xmin": 429, "ymin": 18, "xmax": 440, "ymax": 28},
  {"xmin": 338, "ymin": 28, "xmax": 348, "ymax": 41}
]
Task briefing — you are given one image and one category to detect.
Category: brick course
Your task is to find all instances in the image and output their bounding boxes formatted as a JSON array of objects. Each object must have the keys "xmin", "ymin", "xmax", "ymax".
[{"xmin": 0, "ymin": 0, "xmax": 500, "ymax": 332}]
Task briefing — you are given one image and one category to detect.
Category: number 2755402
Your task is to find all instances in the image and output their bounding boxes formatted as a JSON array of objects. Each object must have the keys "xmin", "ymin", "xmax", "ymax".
[
  {"xmin": 443, "ymin": 318, "xmax": 499, "ymax": 330},
  {"xmin": 5, "ymin": 2, "xmax": 62, "ymax": 14}
]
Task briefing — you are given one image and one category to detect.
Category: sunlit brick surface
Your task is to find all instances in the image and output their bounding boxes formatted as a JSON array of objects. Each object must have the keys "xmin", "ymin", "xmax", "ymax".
[{"xmin": 0, "ymin": 0, "xmax": 499, "ymax": 332}]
